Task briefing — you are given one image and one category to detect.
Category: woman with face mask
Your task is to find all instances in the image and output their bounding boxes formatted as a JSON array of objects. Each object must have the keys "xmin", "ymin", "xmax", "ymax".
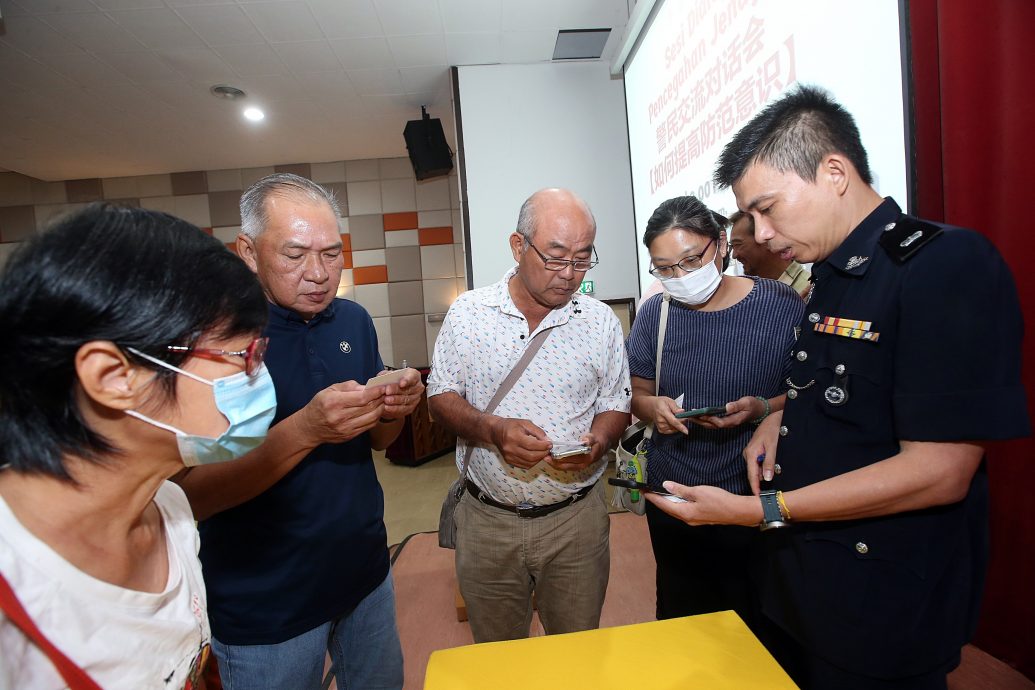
[
  {"xmin": 625, "ymin": 195, "xmax": 804, "ymax": 630},
  {"xmin": 0, "ymin": 204, "xmax": 272, "ymax": 689}
]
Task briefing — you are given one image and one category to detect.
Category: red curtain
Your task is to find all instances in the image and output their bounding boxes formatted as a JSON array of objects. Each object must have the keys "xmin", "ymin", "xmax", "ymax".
[{"xmin": 910, "ymin": 0, "xmax": 1035, "ymax": 679}]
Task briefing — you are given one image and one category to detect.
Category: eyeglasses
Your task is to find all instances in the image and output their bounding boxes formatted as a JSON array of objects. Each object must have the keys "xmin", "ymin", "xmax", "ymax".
[
  {"xmin": 167, "ymin": 336, "xmax": 269, "ymax": 376},
  {"xmin": 525, "ymin": 239, "xmax": 599, "ymax": 272},
  {"xmin": 649, "ymin": 238, "xmax": 717, "ymax": 278}
]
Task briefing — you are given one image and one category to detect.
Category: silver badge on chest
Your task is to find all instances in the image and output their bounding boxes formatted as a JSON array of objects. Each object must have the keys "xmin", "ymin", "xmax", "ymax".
[{"xmin": 824, "ymin": 386, "xmax": 847, "ymax": 405}]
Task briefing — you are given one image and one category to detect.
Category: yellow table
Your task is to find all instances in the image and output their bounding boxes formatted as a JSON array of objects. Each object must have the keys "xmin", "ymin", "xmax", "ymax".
[{"xmin": 424, "ymin": 610, "xmax": 797, "ymax": 689}]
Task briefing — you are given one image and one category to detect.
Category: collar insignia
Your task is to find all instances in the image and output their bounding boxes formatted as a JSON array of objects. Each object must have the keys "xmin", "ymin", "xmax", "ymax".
[
  {"xmin": 899, "ymin": 230, "xmax": 923, "ymax": 248},
  {"xmin": 845, "ymin": 255, "xmax": 869, "ymax": 270}
]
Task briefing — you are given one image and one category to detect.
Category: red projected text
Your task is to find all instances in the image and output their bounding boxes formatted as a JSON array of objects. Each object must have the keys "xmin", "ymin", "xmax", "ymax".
[{"xmin": 643, "ymin": 0, "xmax": 798, "ymax": 199}]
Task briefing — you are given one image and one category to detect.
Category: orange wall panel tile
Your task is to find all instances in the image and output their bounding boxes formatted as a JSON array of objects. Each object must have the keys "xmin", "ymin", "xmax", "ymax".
[
  {"xmin": 418, "ymin": 226, "xmax": 453, "ymax": 245},
  {"xmin": 383, "ymin": 211, "xmax": 418, "ymax": 231},
  {"xmin": 353, "ymin": 265, "xmax": 388, "ymax": 284},
  {"xmin": 340, "ymin": 233, "xmax": 352, "ymax": 251}
]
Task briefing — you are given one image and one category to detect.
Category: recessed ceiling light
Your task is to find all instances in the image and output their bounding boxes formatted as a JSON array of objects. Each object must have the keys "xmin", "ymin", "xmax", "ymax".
[{"xmin": 243, "ymin": 107, "xmax": 265, "ymax": 122}]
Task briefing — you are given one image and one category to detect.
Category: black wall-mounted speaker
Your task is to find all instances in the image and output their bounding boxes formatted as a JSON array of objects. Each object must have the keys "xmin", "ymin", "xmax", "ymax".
[{"xmin": 403, "ymin": 108, "xmax": 453, "ymax": 181}]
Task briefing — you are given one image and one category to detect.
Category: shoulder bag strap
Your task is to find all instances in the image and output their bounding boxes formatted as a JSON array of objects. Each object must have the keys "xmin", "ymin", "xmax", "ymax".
[
  {"xmin": 0, "ymin": 571, "xmax": 104, "ymax": 690},
  {"xmin": 458, "ymin": 326, "xmax": 554, "ymax": 483},
  {"xmin": 644, "ymin": 293, "xmax": 671, "ymax": 441},
  {"xmin": 654, "ymin": 293, "xmax": 671, "ymax": 395}
]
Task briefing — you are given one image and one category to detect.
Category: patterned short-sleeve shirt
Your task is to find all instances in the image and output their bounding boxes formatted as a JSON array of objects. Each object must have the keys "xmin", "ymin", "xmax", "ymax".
[{"xmin": 427, "ymin": 267, "xmax": 631, "ymax": 505}]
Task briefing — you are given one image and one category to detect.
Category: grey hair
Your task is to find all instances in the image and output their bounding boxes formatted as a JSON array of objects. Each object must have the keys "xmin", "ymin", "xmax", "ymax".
[
  {"xmin": 514, "ymin": 189, "xmax": 596, "ymax": 243},
  {"xmin": 516, "ymin": 196, "xmax": 536, "ymax": 241},
  {"xmin": 239, "ymin": 173, "xmax": 341, "ymax": 239}
]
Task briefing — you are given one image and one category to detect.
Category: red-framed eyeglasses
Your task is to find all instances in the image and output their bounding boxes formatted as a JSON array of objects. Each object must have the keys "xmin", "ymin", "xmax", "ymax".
[{"xmin": 166, "ymin": 336, "xmax": 269, "ymax": 376}]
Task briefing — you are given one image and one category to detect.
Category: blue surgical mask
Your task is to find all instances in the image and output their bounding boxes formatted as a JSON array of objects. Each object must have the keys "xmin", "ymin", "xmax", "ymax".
[{"xmin": 125, "ymin": 348, "xmax": 277, "ymax": 467}]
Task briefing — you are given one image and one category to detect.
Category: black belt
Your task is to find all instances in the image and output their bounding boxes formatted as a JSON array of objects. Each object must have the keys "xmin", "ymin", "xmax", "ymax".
[{"xmin": 464, "ymin": 479, "xmax": 595, "ymax": 519}]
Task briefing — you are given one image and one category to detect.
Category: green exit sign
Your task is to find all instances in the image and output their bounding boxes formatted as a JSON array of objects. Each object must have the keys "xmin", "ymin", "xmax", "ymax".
[{"xmin": 578, "ymin": 280, "xmax": 595, "ymax": 295}]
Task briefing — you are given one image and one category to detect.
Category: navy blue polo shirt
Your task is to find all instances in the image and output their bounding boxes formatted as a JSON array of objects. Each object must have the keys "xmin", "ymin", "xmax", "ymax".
[
  {"xmin": 199, "ymin": 298, "xmax": 390, "ymax": 645},
  {"xmin": 763, "ymin": 198, "xmax": 1029, "ymax": 678}
]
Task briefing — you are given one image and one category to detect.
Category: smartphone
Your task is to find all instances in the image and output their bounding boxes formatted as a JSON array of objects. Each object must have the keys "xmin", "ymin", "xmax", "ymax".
[
  {"xmin": 550, "ymin": 444, "xmax": 591, "ymax": 459},
  {"xmin": 608, "ymin": 477, "xmax": 689, "ymax": 503},
  {"xmin": 675, "ymin": 405, "xmax": 728, "ymax": 419}
]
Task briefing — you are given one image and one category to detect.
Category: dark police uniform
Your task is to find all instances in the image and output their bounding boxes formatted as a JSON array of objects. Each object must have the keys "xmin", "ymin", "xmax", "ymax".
[{"xmin": 762, "ymin": 198, "xmax": 1029, "ymax": 684}]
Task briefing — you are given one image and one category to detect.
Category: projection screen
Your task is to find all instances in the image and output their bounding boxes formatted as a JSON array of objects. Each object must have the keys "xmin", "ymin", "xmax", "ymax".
[{"xmin": 621, "ymin": 0, "xmax": 911, "ymax": 294}]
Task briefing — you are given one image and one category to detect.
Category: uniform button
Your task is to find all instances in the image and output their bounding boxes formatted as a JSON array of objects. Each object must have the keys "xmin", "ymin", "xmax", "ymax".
[
  {"xmin": 855, "ymin": 542, "xmax": 869, "ymax": 554},
  {"xmin": 834, "ymin": 364, "xmax": 846, "ymax": 375},
  {"xmin": 824, "ymin": 386, "xmax": 847, "ymax": 405},
  {"xmin": 883, "ymin": 222, "xmax": 896, "ymax": 232},
  {"xmin": 808, "ymin": 312, "xmax": 820, "ymax": 323},
  {"xmin": 787, "ymin": 389, "xmax": 797, "ymax": 400},
  {"xmin": 796, "ymin": 350, "xmax": 808, "ymax": 362},
  {"xmin": 308, "ymin": 348, "xmax": 315, "ymax": 354},
  {"xmin": 779, "ymin": 425, "xmax": 788, "ymax": 437}
]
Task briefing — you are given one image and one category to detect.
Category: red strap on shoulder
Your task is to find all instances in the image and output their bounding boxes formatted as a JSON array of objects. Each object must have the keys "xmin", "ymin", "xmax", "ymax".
[{"xmin": 0, "ymin": 570, "xmax": 104, "ymax": 690}]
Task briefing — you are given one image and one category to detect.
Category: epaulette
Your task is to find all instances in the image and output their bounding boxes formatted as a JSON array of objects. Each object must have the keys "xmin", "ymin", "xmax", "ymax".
[{"xmin": 878, "ymin": 215, "xmax": 943, "ymax": 264}]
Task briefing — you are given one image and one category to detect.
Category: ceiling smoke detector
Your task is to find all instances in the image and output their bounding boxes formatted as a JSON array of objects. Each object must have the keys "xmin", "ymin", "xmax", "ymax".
[{"xmin": 210, "ymin": 85, "xmax": 246, "ymax": 100}]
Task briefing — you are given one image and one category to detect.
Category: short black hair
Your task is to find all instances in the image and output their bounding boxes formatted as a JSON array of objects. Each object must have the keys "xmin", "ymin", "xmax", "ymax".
[
  {"xmin": 0, "ymin": 204, "xmax": 268, "ymax": 480},
  {"xmin": 713, "ymin": 84, "xmax": 873, "ymax": 188},
  {"xmin": 728, "ymin": 210, "xmax": 752, "ymax": 233},
  {"xmin": 643, "ymin": 196, "xmax": 725, "ymax": 248}
]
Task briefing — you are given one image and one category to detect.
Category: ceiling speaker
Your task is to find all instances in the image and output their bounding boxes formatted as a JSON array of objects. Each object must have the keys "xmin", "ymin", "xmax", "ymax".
[{"xmin": 403, "ymin": 106, "xmax": 454, "ymax": 181}]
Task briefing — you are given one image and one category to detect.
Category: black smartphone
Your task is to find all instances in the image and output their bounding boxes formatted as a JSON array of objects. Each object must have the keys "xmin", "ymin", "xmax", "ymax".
[
  {"xmin": 607, "ymin": 477, "xmax": 674, "ymax": 496},
  {"xmin": 674, "ymin": 405, "xmax": 728, "ymax": 419}
]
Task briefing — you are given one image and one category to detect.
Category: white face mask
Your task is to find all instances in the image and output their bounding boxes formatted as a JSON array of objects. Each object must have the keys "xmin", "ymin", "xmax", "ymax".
[{"xmin": 661, "ymin": 251, "xmax": 723, "ymax": 305}]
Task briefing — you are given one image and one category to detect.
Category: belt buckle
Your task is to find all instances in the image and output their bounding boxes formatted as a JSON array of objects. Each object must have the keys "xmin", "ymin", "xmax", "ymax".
[{"xmin": 515, "ymin": 502, "xmax": 537, "ymax": 518}]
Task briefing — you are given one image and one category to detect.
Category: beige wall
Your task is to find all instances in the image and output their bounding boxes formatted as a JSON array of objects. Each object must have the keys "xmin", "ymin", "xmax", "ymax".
[{"xmin": 0, "ymin": 159, "xmax": 465, "ymax": 368}]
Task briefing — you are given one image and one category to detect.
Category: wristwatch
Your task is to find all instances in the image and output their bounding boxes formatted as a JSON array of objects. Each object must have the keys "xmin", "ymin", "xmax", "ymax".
[{"xmin": 759, "ymin": 490, "xmax": 788, "ymax": 531}]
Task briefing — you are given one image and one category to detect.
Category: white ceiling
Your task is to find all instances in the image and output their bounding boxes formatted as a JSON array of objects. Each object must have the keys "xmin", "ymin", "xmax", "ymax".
[{"xmin": 0, "ymin": 0, "xmax": 631, "ymax": 181}]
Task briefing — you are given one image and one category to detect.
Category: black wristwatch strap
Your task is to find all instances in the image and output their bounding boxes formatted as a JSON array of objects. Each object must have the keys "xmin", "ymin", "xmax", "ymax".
[{"xmin": 759, "ymin": 490, "xmax": 788, "ymax": 531}]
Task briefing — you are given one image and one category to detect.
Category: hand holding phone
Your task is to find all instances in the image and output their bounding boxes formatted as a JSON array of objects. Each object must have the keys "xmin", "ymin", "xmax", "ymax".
[
  {"xmin": 607, "ymin": 477, "xmax": 688, "ymax": 502},
  {"xmin": 674, "ymin": 405, "xmax": 728, "ymax": 419}
]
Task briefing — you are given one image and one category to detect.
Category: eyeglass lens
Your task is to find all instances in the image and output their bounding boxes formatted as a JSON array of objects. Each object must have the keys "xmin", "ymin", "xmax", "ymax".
[{"xmin": 246, "ymin": 338, "xmax": 268, "ymax": 375}]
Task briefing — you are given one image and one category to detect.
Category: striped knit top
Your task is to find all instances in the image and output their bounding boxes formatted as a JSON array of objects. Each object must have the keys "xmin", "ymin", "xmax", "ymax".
[{"xmin": 626, "ymin": 278, "xmax": 804, "ymax": 495}]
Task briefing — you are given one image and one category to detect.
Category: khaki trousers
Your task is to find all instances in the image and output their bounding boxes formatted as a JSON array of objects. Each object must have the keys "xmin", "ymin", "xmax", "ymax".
[{"xmin": 454, "ymin": 481, "xmax": 610, "ymax": 643}]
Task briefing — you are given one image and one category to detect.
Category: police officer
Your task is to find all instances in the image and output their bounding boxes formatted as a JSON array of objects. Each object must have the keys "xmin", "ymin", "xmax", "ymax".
[{"xmin": 646, "ymin": 85, "xmax": 1029, "ymax": 689}]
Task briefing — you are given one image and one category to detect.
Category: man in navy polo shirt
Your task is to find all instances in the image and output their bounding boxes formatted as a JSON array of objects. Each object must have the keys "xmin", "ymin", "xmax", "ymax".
[{"xmin": 175, "ymin": 173, "xmax": 423, "ymax": 690}]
